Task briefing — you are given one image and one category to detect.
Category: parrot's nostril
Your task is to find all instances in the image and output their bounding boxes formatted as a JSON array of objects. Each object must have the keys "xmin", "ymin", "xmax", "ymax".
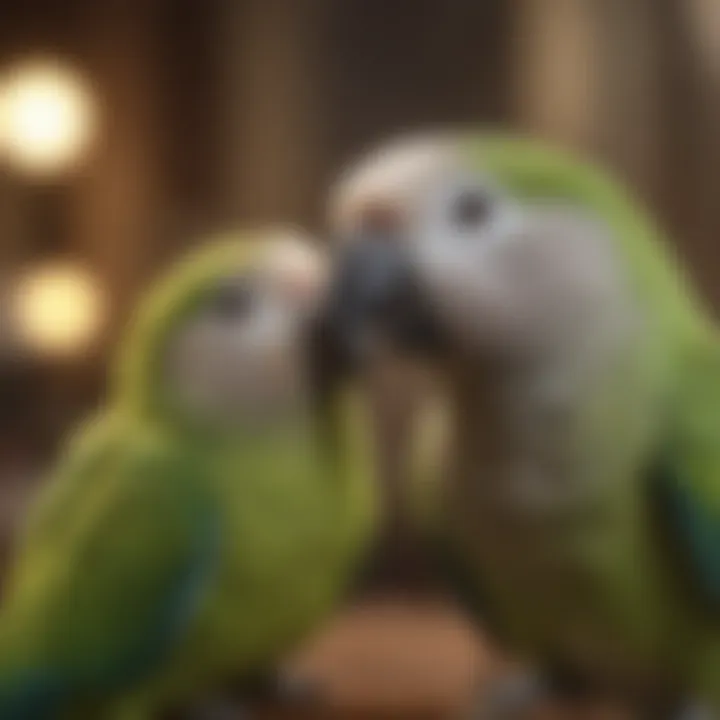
[{"xmin": 358, "ymin": 201, "xmax": 403, "ymax": 237}]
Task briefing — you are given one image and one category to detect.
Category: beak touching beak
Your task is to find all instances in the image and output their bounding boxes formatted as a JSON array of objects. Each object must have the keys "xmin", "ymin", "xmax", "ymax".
[{"xmin": 319, "ymin": 231, "xmax": 445, "ymax": 369}]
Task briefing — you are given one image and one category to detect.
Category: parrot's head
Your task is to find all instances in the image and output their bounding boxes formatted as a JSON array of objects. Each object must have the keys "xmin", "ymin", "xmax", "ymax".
[
  {"xmin": 116, "ymin": 227, "xmax": 329, "ymax": 431},
  {"xmin": 324, "ymin": 131, "xmax": 695, "ymax": 378}
]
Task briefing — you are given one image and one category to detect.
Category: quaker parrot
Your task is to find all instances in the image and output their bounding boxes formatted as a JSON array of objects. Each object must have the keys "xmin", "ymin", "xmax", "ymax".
[
  {"xmin": 0, "ymin": 228, "xmax": 377, "ymax": 719},
  {"xmin": 322, "ymin": 130, "xmax": 720, "ymax": 718}
]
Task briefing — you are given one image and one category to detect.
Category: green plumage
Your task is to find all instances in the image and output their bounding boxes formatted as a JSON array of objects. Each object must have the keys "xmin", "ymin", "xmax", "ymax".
[
  {"xmin": 438, "ymin": 133, "xmax": 720, "ymax": 706},
  {"xmin": 330, "ymin": 130, "xmax": 720, "ymax": 709},
  {"xmin": 0, "ymin": 233, "xmax": 376, "ymax": 719},
  {"xmin": 467, "ymin": 133, "xmax": 708, "ymax": 340}
]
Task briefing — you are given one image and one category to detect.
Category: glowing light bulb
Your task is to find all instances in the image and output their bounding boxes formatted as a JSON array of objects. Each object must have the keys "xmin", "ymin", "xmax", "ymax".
[
  {"xmin": 0, "ymin": 59, "xmax": 96, "ymax": 177},
  {"xmin": 13, "ymin": 263, "xmax": 105, "ymax": 357}
]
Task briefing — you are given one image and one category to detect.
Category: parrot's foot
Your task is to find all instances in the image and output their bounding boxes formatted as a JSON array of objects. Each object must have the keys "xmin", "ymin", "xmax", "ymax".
[
  {"xmin": 181, "ymin": 697, "xmax": 248, "ymax": 720},
  {"xmin": 272, "ymin": 671, "xmax": 322, "ymax": 706},
  {"xmin": 235, "ymin": 669, "xmax": 322, "ymax": 707},
  {"xmin": 666, "ymin": 702, "xmax": 717, "ymax": 720},
  {"xmin": 464, "ymin": 670, "xmax": 547, "ymax": 720},
  {"xmin": 639, "ymin": 697, "xmax": 717, "ymax": 720}
]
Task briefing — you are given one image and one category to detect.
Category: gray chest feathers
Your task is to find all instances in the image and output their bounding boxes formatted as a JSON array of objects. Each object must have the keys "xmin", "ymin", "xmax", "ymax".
[
  {"xmin": 446, "ymin": 373, "xmax": 610, "ymax": 629},
  {"xmin": 452, "ymin": 365, "xmax": 599, "ymax": 524}
]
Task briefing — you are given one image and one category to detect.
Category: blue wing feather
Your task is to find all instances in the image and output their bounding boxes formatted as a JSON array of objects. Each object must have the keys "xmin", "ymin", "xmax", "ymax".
[
  {"xmin": 0, "ymin": 453, "xmax": 221, "ymax": 720},
  {"xmin": 654, "ymin": 464, "xmax": 720, "ymax": 605}
]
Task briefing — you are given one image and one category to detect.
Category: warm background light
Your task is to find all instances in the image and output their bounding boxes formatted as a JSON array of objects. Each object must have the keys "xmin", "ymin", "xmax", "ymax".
[
  {"xmin": 12, "ymin": 263, "xmax": 105, "ymax": 358},
  {"xmin": 0, "ymin": 60, "xmax": 96, "ymax": 176}
]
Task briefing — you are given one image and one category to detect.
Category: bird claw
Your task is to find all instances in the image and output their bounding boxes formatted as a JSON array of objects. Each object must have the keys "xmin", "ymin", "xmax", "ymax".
[
  {"xmin": 465, "ymin": 670, "xmax": 547, "ymax": 719},
  {"xmin": 233, "ymin": 669, "xmax": 322, "ymax": 707},
  {"xmin": 182, "ymin": 698, "xmax": 247, "ymax": 720},
  {"xmin": 669, "ymin": 703, "xmax": 717, "ymax": 720},
  {"xmin": 272, "ymin": 672, "xmax": 322, "ymax": 706}
]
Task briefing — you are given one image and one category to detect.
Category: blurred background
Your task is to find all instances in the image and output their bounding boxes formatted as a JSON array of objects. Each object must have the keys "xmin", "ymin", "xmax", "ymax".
[{"xmin": 0, "ymin": 1, "xmax": 718, "ymax": 716}]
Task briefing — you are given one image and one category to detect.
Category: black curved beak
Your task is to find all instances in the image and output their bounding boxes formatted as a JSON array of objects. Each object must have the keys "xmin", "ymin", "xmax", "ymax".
[{"xmin": 319, "ymin": 233, "xmax": 445, "ymax": 371}]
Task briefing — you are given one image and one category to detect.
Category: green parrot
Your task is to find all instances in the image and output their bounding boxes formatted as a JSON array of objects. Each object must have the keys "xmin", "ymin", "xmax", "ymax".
[
  {"xmin": 323, "ymin": 131, "xmax": 720, "ymax": 718},
  {"xmin": 0, "ymin": 228, "xmax": 377, "ymax": 719}
]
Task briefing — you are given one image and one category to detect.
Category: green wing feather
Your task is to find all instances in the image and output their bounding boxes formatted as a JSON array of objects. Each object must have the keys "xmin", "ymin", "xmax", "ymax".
[
  {"xmin": 460, "ymin": 132, "xmax": 720, "ymax": 606},
  {"xmin": 0, "ymin": 430, "xmax": 220, "ymax": 717},
  {"xmin": 654, "ymin": 335, "xmax": 720, "ymax": 606}
]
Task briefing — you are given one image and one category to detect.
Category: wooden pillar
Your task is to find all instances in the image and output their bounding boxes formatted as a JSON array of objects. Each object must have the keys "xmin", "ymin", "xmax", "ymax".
[
  {"xmin": 70, "ymin": 0, "xmax": 165, "ymax": 344},
  {"xmin": 0, "ymin": 170, "xmax": 26, "ymax": 358},
  {"xmin": 686, "ymin": 0, "xmax": 720, "ymax": 80},
  {"xmin": 0, "ymin": 172, "xmax": 26, "ymax": 271},
  {"xmin": 683, "ymin": 0, "xmax": 720, "ymax": 312},
  {"xmin": 594, "ymin": 0, "xmax": 662, "ymax": 202},
  {"xmin": 513, "ymin": 0, "xmax": 602, "ymax": 153},
  {"xmin": 218, "ymin": 0, "xmax": 325, "ymax": 229},
  {"xmin": 653, "ymin": 0, "xmax": 718, "ymax": 306},
  {"xmin": 0, "ymin": 169, "xmax": 22, "ymax": 359}
]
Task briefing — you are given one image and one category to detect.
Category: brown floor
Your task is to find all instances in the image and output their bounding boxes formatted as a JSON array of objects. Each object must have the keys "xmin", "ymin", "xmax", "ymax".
[
  {"xmin": 275, "ymin": 595, "xmax": 482, "ymax": 719},
  {"xmin": 250, "ymin": 596, "xmax": 628, "ymax": 720}
]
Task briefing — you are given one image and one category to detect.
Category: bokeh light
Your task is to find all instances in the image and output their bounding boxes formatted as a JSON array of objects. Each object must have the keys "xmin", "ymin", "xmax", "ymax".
[
  {"xmin": 12, "ymin": 263, "xmax": 105, "ymax": 358},
  {"xmin": 0, "ymin": 59, "xmax": 96, "ymax": 177}
]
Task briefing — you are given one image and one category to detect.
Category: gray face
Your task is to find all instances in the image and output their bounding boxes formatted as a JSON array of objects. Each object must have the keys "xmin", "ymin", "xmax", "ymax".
[
  {"xmin": 328, "ymin": 138, "xmax": 650, "ymax": 517},
  {"xmin": 164, "ymin": 240, "xmax": 326, "ymax": 427},
  {"xmin": 331, "ymin": 137, "xmax": 633, "ymax": 368}
]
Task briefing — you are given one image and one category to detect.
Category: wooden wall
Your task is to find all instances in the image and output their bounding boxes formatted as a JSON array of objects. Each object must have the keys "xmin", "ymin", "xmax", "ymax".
[{"xmin": 0, "ymin": 0, "xmax": 718, "ymax": 454}]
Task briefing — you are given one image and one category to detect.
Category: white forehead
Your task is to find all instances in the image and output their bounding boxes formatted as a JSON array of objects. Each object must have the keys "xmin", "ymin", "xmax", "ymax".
[
  {"xmin": 262, "ymin": 230, "xmax": 324, "ymax": 276},
  {"xmin": 330, "ymin": 135, "xmax": 458, "ymax": 234},
  {"xmin": 260, "ymin": 229, "xmax": 328, "ymax": 298}
]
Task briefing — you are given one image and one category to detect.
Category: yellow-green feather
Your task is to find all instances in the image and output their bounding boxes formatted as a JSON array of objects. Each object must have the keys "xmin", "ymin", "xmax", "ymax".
[
  {"xmin": 0, "ymin": 232, "xmax": 377, "ymax": 718},
  {"xmin": 439, "ymin": 132, "xmax": 720, "ymax": 702},
  {"xmin": 465, "ymin": 132, "xmax": 711, "ymax": 344}
]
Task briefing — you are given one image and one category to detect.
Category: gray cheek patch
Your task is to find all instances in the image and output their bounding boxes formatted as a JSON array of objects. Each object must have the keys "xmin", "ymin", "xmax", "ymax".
[
  {"xmin": 413, "ymin": 203, "xmax": 631, "ymax": 357},
  {"xmin": 163, "ymin": 308, "xmax": 306, "ymax": 426},
  {"xmin": 165, "ymin": 320, "xmax": 238, "ymax": 420}
]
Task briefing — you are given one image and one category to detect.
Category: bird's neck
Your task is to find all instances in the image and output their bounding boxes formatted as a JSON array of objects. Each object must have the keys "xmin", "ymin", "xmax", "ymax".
[{"xmin": 137, "ymin": 392, "xmax": 315, "ymax": 454}]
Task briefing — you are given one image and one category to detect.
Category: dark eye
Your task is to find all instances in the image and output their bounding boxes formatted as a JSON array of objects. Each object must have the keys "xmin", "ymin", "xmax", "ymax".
[
  {"xmin": 450, "ymin": 191, "xmax": 492, "ymax": 230},
  {"xmin": 210, "ymin": 282, "xmax": 254, "ymax": 321}
]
